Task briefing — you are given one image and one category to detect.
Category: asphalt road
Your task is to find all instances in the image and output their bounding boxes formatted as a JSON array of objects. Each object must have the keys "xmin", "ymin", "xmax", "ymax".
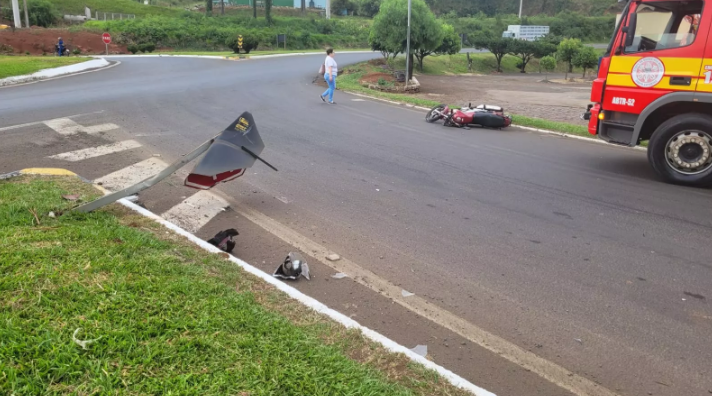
[{"xmin": 1, "ymin": 54, "xmax": 711, "ymax": 396}]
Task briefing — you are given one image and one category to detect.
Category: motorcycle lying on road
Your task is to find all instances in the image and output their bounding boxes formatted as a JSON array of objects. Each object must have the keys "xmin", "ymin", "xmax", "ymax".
[{"xmin": 425, "ymin": 103, "xmax": 512, "ymax": 129}]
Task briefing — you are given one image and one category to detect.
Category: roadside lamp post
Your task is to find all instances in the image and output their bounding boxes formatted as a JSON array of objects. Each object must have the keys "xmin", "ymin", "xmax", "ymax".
[{"xmin": 405, "ymin": 0, "xmax": 412, "ymax": 85}]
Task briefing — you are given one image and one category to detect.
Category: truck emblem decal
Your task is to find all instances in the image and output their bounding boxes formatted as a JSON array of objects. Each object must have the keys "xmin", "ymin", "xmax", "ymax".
[{"xmin": 632, "ymin": 57, "xmax": 665, "ymax": 88}]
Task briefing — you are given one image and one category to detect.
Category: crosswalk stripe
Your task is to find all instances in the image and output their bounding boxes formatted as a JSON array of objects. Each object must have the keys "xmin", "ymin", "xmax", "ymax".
[
  {"xmin": 48, "ymin": 140, "xmax": 142, "ymax": 162},
  {"xmin": 161, "ymin": 191, "xmax": 229, "ymax": 233},
  {"xmin": 44, "ymin": 118, "xmax": 119, "ymax": 135},
  {"xmin": 95, "ymin": 157, "xmax": 168, "ymax": 192}
]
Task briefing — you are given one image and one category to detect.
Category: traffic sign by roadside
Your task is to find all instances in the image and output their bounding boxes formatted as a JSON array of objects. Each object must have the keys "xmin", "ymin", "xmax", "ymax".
[
  {"xmin": 238, "ymin": 35, "xmax": 243, "ymax": 49},
  {"xmin": 102, "ymin": 32, "xmax": 111, "ymax": 55}
]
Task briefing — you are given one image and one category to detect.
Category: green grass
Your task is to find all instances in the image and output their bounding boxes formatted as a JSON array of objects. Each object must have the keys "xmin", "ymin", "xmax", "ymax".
[
  {"xmin": 0, "ymin": 56, "xmax": 87, "ymax": 79},
  {"xmin": 338, "ymin": 59, "xmax": 593, "ymax": 138},
  {"xmin": 0, "ymin": 176, "xmax": 471, "ymax": 396},
  {"xmin": 51, "ymin": 0, "xmax": 185, "ymax": 16}
]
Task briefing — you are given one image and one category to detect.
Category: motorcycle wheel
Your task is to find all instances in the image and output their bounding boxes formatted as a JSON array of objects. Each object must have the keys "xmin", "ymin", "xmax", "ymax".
[{"xmin": 426, "ymin": 104, "xmax": 446, "ymax": 123}]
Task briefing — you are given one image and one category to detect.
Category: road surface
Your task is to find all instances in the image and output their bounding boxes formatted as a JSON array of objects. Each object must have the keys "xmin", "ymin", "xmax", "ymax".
[{"xmin": 1, "ymin": 54, "xmax": 710, "ymax": 396}]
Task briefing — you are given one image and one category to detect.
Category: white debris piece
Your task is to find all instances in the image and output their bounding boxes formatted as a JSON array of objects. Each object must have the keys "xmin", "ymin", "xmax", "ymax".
[
  {"xmin": 401, "ymin": 289, "xmax": 415, "ymax": 297},
  {"xmin": 72, "ymin": 328, "xmax": 102, "ymax": 350},
  {"xmin": 331, "ymin": 273, "xmax": 349, "ymax": 279},
  {"xmin": 410, "ymin": 344, "xmax": 428, "ymax": 357}
]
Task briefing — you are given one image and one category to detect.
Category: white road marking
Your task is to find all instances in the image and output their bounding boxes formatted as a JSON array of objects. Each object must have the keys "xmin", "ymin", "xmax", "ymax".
[
  {"xmin": 44, "ymin": 118, "xmax": 119, "ymax": 135},
  {"xmin": 161, "ymin": 191, "xmax": 229, "ymax": 233},
  {"xmin": 49, "ymin": 140, "xmax": 142, "ymax": 162},
  {"xmin": 0, "ymin": 111, "xmax": 106, "ymax": 133},
  {"xmin": 95, "ymin": 157, "xmax": 168, "ymax": 192},
  {"xmin": 231, "ymin": 202, "xmax": 620, "ymax": 396}
]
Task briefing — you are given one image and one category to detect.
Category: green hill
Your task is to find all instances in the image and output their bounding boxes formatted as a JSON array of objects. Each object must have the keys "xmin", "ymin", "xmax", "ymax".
[
  {"xmin": 50, "ymin": 0, "xmax": 186, "ymax": 17},
  {"xmin": 425, "ymin": 0, "xmax": 623, "ymax": 17}
]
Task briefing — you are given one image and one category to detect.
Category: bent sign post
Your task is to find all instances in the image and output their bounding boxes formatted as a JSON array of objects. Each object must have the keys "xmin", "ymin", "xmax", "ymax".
[{"xmin": 102, "ymin": 32, "xmax": 111, "ymax": 55}]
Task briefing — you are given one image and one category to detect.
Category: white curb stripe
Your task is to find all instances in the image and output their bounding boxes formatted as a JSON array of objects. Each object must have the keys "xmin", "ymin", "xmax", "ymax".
[
  {"xmin": 0, "ymin": 58, "xmax": 110, "ymax": 87},
  {"xmin": 116, "ymin": 197, "xmax": 496, "ymax": 396},
  {"xmin": 49, "ymin": 140, "xmax": 142, "ymax": 162},
  {"xmin": 95, "ymin": 158, "xmax": 168, "ymax": 192},
  {"xmin": 161, "ymin": 190, "xmax": 229, "ymax": 234}
]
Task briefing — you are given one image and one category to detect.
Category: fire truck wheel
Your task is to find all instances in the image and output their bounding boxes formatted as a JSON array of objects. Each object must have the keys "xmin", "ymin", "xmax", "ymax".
[{"xmin": 648, "ymin": 113, "xmax": 712, "ymax": 187}]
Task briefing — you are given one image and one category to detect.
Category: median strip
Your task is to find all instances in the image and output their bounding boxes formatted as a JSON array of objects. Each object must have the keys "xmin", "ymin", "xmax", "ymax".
[{"xmin": 0, "ymin": 171, "xmax": 492, "ymax": 396}]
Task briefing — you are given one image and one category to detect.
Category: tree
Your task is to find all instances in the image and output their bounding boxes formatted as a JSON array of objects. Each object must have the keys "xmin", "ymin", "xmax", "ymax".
[
  {"xmin": 414, "ymin": 23, "xmax": 460, "ymax": 71},
  {"xmin": 25, "ymin": 0, "xmax": 58, "ymax": 27},
  {"xmin": 533, "ymin": 41, "xmax": 556, "ymax": 73},
  {"xmin": 265, "ymin": 0, "xmax": 272, "ymax": 26},
  {"xmin": 572, "ymin": 45, "xmax": 599, "ymax": 78},
  {"xmin": 540, "ymin": 55, "xmax": 556, "ymax": 81},
  {"xmin": 508, "ymin": 40, "xmax": 539, "ymax": 73},
  {"xmin": 356, "ymin": 0, "xmax": 381, "ymax": 17},
  {"xmin": 205, "ymin": 0, "xmax": 212, "ymax": 16},
  {"xmin": 369, "ymin": 0, "xmax": 441, "ymax": 81},
  {"xmin": 557, "ymin": 37, "xmax": 583, "ymax": 79},
  {"xmin": 471, "ymin": 35, "xmax": 514, "ymax": 73}
]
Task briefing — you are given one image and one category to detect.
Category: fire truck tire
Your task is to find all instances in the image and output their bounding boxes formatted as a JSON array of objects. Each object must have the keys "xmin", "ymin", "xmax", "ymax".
[{"xmin": 648, "ymin": 113, "xmax": 712, "ymax": 187}]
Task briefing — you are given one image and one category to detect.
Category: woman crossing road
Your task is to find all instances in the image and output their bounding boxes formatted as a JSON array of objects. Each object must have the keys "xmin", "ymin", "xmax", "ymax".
[{"xmin": 320, "ymin": 48, "xmax": 338, "ymax": 105}]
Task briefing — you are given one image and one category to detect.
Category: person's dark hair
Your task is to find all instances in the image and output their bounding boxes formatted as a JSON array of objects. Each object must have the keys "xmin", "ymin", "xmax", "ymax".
[{"xmin": 326, "ymin": 48, "xmax": 334, "ymax": 55}]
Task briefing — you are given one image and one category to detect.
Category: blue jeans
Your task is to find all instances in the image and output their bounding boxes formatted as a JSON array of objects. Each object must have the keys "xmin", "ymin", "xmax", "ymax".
[{"xmin": 322, "ymin": 73, "xmax": 336, "ymax": 102}]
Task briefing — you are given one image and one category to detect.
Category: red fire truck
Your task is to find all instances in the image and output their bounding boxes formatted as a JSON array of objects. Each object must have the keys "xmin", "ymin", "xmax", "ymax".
[{"xmin": 583, "ymin": 0, "xmax": 712, "ymax": 187}]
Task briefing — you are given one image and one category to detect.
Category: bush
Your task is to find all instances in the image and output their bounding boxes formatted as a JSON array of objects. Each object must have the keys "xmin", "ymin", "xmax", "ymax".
[
  {"xmin": 27, "ymin": 0, "xmax": 59, "ymax": 28},
  {"xmin": 72, "ymin": 48, "xmax": 81, "ymax": 55},
  {"xmin": 138, "ymin": 43, "xmax": 156, "ymax": 53},
  {"xmin": 225, "ymin": 31, "xmax": 262, "ymax": 54},
  {"xmin": 540, "ymin": 55, "xmax": 556, "ymax": 79},
  {"xmin": 572, "ymin": 45, "xmax": 599, "ymax": 78},
  {"xmin": 127, "ymin": 44, "xmax": 139, "ymax": 54}
]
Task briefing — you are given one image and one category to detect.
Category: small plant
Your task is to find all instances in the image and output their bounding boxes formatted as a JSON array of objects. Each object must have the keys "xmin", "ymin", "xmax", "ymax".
[
  {"xmin": 540, "ymin": 55, "xmax": 557, "ymax": 81},
  {"xmin": 143, "ymin": 43, "xmax": 156, "ymax": 53},
  {"xmin": 377, "ymin": 77, "xmax": 388, "ymax": 86},
  {"xmin": 72, "ymin": 48, "xmax": 81, "ymax": 55},
  {"xmin": 25, "ymin": 51, "xmax": 30, "ymax": 55},
  {"xmin": 127, "ymin": 44, "xmax": 139, "ymax": 54}
]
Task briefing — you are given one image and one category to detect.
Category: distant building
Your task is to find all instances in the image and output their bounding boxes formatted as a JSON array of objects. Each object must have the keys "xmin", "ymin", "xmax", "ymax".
[
  {"xmin": 293, "ymin": 0, "xmax": 326, "ymax": 8},
  {"xmin": 501, "ymin": 25, "xmax": 550, "ymax": 41}
]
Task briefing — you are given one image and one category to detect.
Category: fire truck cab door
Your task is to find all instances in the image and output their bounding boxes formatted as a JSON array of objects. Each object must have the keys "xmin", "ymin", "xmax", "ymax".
[
  {"xmin": 607, "ymin": 1, "xmax": 706, "ymax": 113},
  {"xmin": 695, "ymin": 11, "xmax": 712, "ymax": 95}
]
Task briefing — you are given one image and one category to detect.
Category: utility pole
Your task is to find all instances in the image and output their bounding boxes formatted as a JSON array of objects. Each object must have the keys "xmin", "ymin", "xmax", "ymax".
[
  {"xmin": 518, "ymin": 0, "xmax": 523, "ymax": 19},
  {"xmin": 11, "ymin": 0, "xmax": 21, "ymax": 28},
  {"xmin": 325, "ymin": 0, "xmax": 330, "ymax": 19},
  {"xmin": 221, "ymin": 0, "xmax": 224, "ymax": 15},
  {"xmin": 22, "ymin": 0, "xmax": 29, "ymax": 28},
  {"xmin": 405, "ymin": 0, "xmax": 411, "ymax": 84}
]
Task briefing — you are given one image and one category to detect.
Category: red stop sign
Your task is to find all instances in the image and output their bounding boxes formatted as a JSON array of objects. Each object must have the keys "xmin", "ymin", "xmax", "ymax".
[{"xmin": 102, "ymin": 33, "xmax": 111, "ymax": 44}]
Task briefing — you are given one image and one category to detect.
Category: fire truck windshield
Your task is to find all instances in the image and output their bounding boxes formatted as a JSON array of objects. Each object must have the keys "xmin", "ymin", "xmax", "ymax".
[{"xmin": 624, "ymin": 1, "xmax": 702, "ymax": 53}]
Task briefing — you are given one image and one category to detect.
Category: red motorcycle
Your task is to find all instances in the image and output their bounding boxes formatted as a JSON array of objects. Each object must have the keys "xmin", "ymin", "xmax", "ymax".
[{"xmin": 426, "ymin": 103, "xmax": 512, "ymax": 129}]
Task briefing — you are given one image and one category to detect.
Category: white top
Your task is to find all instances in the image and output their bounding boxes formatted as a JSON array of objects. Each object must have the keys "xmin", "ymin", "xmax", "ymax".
[{"xmin": 325, "ymin": 56, "xmax": 338, "ymax": 76}]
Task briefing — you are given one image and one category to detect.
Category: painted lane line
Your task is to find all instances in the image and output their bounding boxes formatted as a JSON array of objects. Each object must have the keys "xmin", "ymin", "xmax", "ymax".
[
  {"xmin": 43, "ymin": 118, "xmax": 119, "ymax": 136},
  {"xmin": 161, "ymin": 191, "xmax": 229, "ymax": 234},
  {"xmin": 49, "ymin": 140, "xmax": 142, "ymax": 162},
  {"xmin": 231, "ymin": 203, "xmax": 620, "ymax": 396},
  {"xmin": 117, "ymin": 197, "xmax": 495, "ymax": 396},
  {"xmin": 95, "ymin": 158, "xmax": 168, "ymax": 192},
  {"xmin": 0, "ymin": 111, "xmax": 106, "ymax": 133}
]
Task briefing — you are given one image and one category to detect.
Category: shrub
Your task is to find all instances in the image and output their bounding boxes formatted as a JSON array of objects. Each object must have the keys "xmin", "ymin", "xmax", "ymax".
[
  {"xmin": 138, "ymin": 43, "xmax": 156, "ymax": 53},
  {"xmin": 27, "ymin": 0, "xmax": 59, "ymax": 28},
  {"xmin": 72, "ymin": 48, "xmax": 81, "ymax": 55},
  {"xmin": 127, "ymin": 44, "xmax": 139, "ymax": 54}
]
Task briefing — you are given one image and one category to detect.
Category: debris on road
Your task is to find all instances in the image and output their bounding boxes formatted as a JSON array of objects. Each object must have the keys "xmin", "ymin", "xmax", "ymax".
[
  {"xmin": 207, "ymin": 228, "xmax": 239, "ymax": 254},
  {"xmin": 410, "ymin": 344, "xmax": 427, "ymax": 357},
  {"xmin": 574, "ymin": 338, "xmax": 583, "ymax": 344},
  {"xmin": 48, "ymin": 211, "xmax": 56, "ymax": 218},
  {"xmin": 72, "ymin": 328, "xmax": 102, "ymax": 350},
  {"xmin": 274, "ymin": 252, "xmax": 311, "ymax": 281},
  {"xmin": 326, "ymin": 253, "xmax": 341, "ymax": 262},
  {"xmin": 401, "ymin": 290, "xmax": 415, "ymax": 297},
  {"xmin": 331, "ymin": 272, "xmax": 349, "ymax": 279}
]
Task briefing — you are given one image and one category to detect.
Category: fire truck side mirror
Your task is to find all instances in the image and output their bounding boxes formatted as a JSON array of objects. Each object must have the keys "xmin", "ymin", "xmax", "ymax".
[{"xmin": 624, "ymin": 12, "xmax": 637, "ymax": 49}]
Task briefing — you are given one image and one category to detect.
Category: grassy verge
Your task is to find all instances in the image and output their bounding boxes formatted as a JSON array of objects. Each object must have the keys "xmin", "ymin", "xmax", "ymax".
[
  {"xmin": 50, "ymin": 0, "xmax": 184, "ymax": 16},
  {"xmin": 0, "ymin": 175, "xmax": 470, "ymax": 396},
  {"xmin": 337, "ymin": 59, "xmax": 592, "ymax": 138},
  {"xmin": 0, "ymin": 56, "xmax": 87, "ymax": 79}
]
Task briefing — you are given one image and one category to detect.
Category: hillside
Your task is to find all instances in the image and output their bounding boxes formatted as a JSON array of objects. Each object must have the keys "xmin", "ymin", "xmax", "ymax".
[
  {"xmin": 49, "ymin": 0, "xmax": 186, "ymax": 16},
  {"xmin": 425, "ymin": 0, "xmax": 623, "ymax": 17}
]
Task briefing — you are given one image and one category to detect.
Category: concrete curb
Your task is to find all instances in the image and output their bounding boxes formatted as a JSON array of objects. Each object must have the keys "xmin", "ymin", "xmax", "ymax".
[
  {"xmin": 0, "ymin": 167, "xmax": 496, "ymax": 396},
  {"xmin": 0, "ymin": 58, "xmax": 112, "ymax": 87},
  {"xmin": 342, "ymin": 90, "xmax": 648, "ymax": 152}
]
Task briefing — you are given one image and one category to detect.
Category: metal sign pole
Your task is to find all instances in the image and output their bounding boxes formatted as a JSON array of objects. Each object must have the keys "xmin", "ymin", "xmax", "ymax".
[
  {"xmin": 105, "ymin": 43, "xmax": 108, "ymax": 55},
  {"xmin": 405, "ymin": 0, "xmax": 411, "ymax": 86}
]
